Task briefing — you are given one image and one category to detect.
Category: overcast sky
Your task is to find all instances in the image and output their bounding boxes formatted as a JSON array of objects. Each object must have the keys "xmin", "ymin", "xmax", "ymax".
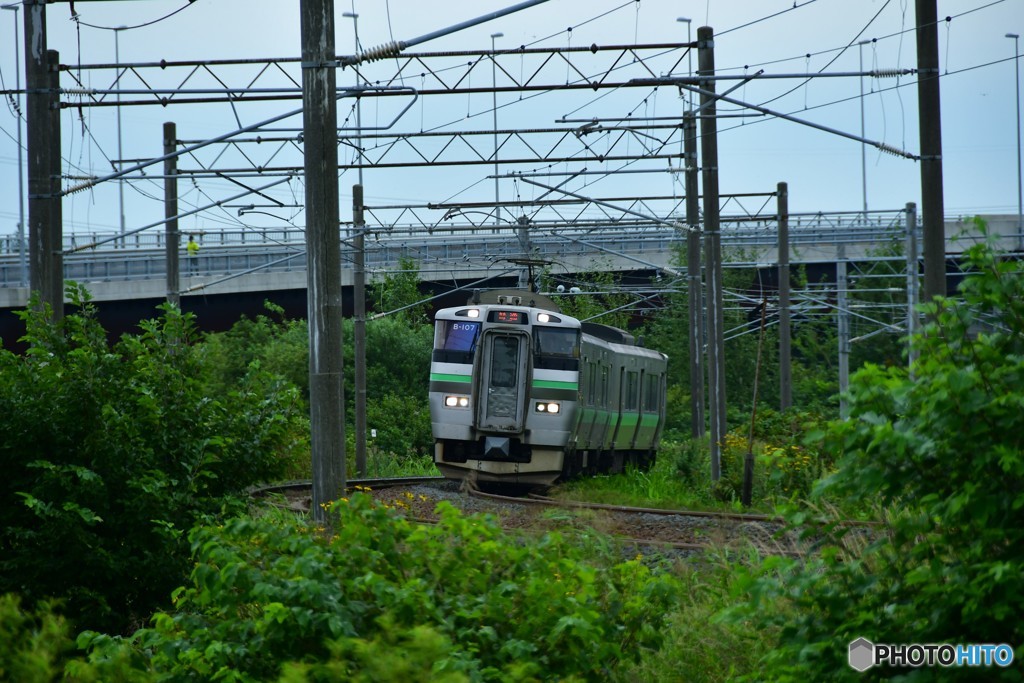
[{"xmin": 0, "ymin": 0, "xmax": 1020, "ymax": 239}]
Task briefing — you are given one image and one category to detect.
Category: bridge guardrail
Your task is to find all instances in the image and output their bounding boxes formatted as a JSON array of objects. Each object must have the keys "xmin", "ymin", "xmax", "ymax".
[{"xmin": 5, "ymin": 212, "xmax": 1012, "ymax": 291}]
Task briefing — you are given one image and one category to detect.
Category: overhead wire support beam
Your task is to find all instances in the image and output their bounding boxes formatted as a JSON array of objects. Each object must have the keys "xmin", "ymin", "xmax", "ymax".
[
  {"xmin": 58, "ymin": 79, "xmax": 688, "ymax": 108},
  {"xmin": 58, "ymin": 86, "xmax": 415, "ymax": 196},
  {"xmin": 178, "ymin": 153, "xmax": 687, "ymax": 174},
  {"xmin": 55, "ymin": 39, "xmax": 685, "ymax": 75},
  {"xmin": 55, "ymin": 41, "xmax": 695, "ymax": 108}
]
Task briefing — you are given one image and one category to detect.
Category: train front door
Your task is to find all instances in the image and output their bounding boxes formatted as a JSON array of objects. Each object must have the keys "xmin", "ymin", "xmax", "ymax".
[{"xmin": 477, "ymin": 331, "xmax": 528, "ymax": 432}]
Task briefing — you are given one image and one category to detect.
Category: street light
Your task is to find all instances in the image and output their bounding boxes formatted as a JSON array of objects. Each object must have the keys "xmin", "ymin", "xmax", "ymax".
[
  {"xmin": 2, "ymin": 2, "xmax": 26, "ymax": 284},
  {"xmin": 1008, "ymin": 32, "xmax": 1022, "ymax": 249},
  {"xmin": 114, "ymin": 25, "xmax": 128, "ymax": 243},
  {"xmin": 343, "ymin": 12, "xmax": 363, "ymax": 185},
  {"xmin": 858, "ymin": 39, "xmax": 871, "ymax": 223},
  {"xmin": 491, "ymin": 31, "xmax": 503, "ymax": 230},
  {"xmin": 676, "ymin": 18, "xmax": 691, "ymax": 110}
]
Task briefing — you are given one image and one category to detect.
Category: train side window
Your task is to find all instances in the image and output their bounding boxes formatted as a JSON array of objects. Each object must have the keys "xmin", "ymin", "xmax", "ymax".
[
  {"xmin": 618, "ymin": 367, "xmax": 625, "ymax": 412},
  {"xmin": 626, "ymin": 371, "xmax": 638, "ymax": 411},
  {"xmin": 587, "ymin": 362, "xmax": 597, "ymax": 406},
  {"xmin": 644, "ymin": 373, "xmax": 660, "ymax": 411},
  {"xmin": 600, "ymin": 365, "xmax": 608, "ymax": 408}
]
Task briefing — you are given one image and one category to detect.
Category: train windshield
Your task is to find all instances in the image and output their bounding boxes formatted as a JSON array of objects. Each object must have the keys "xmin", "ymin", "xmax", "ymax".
[
  {"xmin": 435, "ymin": 320, "xmax": 481, "ymax": 351},
  {"xmin": 533, "ymin": 327, "xmax": 579, "ymax": 358}
]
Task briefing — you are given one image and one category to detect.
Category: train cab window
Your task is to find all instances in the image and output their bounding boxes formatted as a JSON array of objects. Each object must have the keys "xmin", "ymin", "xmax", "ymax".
[
  {"xmin": 533, "ymin": 328, "xmax": 580, "ymax": 371},
  {"xmin": 489, "ymin": 336, "xmax": 519, "ymax": 388},
  {"xmin": 433, "ymin": 321, "xmax": 480, "ymax": 363}
]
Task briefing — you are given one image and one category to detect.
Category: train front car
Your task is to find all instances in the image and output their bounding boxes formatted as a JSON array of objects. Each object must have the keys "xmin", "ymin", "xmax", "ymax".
[{"xmin": 429, "ymin": 293, "xmax": 580, "ymax": 487}]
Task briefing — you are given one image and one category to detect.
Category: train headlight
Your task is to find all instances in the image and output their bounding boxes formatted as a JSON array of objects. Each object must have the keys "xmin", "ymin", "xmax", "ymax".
[
  {"xmin": 535, "ymin": 401, "xmax": 560, "ymax": 414},
  {"xmin": 444, "ymin": 395, "xmax": 470, "ymax": 408}
]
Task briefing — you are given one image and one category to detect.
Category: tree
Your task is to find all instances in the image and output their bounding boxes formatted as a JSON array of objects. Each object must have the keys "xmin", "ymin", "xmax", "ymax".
[
  {"xmin": 0, "ymin": 287, "xmax": 305, "ymax": 633},
  {"xmin": 370, "ymin": 256, "xmax": 430, "ymax": 325},
  {"xmin": 542, "ymin": 266, "xmax": 635, "ymax": 331},
  {"xmin": 728, "ymin": 234, "xmax": 1024, "ymax": 680}
]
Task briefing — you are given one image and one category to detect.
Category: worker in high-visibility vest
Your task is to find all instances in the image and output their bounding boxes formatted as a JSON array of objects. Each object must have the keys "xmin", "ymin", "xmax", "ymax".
[{"xmin": 186, "ymin": 234, "xmax": 200, "ymax": 274}]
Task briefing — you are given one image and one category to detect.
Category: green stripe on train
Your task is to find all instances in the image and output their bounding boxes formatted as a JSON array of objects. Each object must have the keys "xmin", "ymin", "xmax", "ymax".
[
  {"xmin": 430, "ymin": 372, "xmax": 472, "ymax": 383},
  {"xmin": 532, "ymin": 379, "xmax": 579, "ymax": 391},
  {"xmin": 618, "ymin": 413, "xmax": 640, "ymax": 427}
]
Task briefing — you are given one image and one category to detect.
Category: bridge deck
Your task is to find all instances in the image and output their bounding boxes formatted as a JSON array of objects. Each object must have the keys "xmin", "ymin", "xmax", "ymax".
[{"xmin": 0, "ymin": 213, "xmax": 1018, "ymax": 307}]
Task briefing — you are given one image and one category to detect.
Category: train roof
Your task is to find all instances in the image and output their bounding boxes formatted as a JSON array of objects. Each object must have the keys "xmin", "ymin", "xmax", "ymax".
[
  {"xmin": 467, "ymin": 289, "xmax": 560, "ymax": 312},
  {"xmin": 580, "ymin": 322, "xmax": 635, "ymax": 346}
]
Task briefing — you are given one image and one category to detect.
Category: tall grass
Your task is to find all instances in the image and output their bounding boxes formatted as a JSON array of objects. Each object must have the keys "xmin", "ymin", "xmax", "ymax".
[
  {"xmin": 359, "ymin": 448, "xmax": 440, "ymax": 479},
  {"xmin": 552, "ymin": 439, "xmax": 778, "ymax": 514}
]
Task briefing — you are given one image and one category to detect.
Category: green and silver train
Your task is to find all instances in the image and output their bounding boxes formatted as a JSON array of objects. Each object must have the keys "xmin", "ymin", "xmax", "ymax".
[{"xmin": 429, "ymin": 290, "xmax": 668, "ymax": 487}]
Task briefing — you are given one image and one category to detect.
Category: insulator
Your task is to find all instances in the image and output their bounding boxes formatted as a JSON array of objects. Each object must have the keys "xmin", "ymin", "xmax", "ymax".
[
  {"xmin": 876, "ymin": 142, "xmax": 910, "ymax": 159},
  {"xmin": 871, "ymin": 69, "xmax": 904, "ymax": 78},
  {"xmin": 359, "ymin": 41, "xmax": 404, "ymax": 64},
  {"xmin": 64, "ymin": 180, "xmax": 96, "ymax": 195},
  {"xmin": 62, "ymin": 88, "xmax": 96, "ymax": 97}
]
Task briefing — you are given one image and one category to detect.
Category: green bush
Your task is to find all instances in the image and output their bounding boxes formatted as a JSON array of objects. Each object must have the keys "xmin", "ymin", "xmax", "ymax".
[
  {"xmin": 0, "ymin": 287, "xmax": 305, "ymax": 634},
  {"xmin": 201, "ymin": 302, "xmax": 435, "ymax": 461},
  {"xmin": 0, "ymin": 593, "xmax": 154, "ymax": 682},
  {"xmin": 83, "ymin": 494, "xmax": 680, "ymax": 681},
  {"xmin": 200, "ymin": 301, "xmax": 310, "ymax": 399},
  {"xmin": 0, "ymin": 594, "xmax": 75, "ymax": 683},
  {"xmin": 365, "ymin": 392, "xmax": 432, "ymax": 457},
  {"xmin": 723, "ymin": 239, "xmax": 1024, "ymax": 680}
]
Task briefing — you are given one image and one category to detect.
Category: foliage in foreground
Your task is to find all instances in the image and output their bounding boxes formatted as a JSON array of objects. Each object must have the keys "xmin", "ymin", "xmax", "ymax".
[
  {"xmin": 724, "ymin": 240, "xmax": 1024, "ymax": 680},
  {"xmin": 75, "ymin": 494, "xmax": 680, "ymax": 682},
  {"xmin": 0, "ymin": 288, "xmax": 306, "ymax": 634}
]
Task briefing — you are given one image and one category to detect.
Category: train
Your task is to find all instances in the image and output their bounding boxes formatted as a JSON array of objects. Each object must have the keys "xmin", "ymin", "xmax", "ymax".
[{"xmin": 429, "ymin": 289, "xmax": 668, "ymax": 488}]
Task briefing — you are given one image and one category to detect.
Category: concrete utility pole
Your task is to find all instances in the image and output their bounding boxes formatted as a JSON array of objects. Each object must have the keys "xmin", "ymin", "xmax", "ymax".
[
  {"xmin": 1008, "ymin": 33, "xmax": 1022, "ymax": 250},
  {"xmin": 301, "ymin": 0, "xmax": 346, "ymax": 521},
  {"xmin": 683, "ymin": 111, "xmax": 704, "ymax": 438},
  {"xmin": 163, "ymin": 122, "xmax": 180, "ymax": 307},
  {"xmin": 516, "ymin": 215, "xmax": 531, "ymax": 289},
  {"xmin": 916, "ymin": 0, "xmax": 946, "ymax": 301},
  {"xmin": 698, "ymin": 26, "xmax": 726, "ymax": 481},
  {"xmin": 353, "ymin": 184, "xmax": 368, "ymax": 477},
  {"xmin": 837, "ymin": 244, "xmax": 850, "ymax": 419},
  {"xmin": 344, "ymin": 11, "xmax": 368, "ymax": 478},
  {"xmin": 25, "ymin": 0, "xmax": 62, "ymax": 317},
  {"xmin": 777, "ymin": 182, "xmax": 792, "ymax": 412}
]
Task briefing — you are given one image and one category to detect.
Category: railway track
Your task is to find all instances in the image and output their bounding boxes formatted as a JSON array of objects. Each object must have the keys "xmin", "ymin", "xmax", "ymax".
[
  {"xmin": 467, "ymin": 486, "xmax": 804, "ymax": 556},
  {"xmin": 249, "ymin": 476, "xmax": 447, "ymax": 511},
  {"xmin": 251, "ymin": 477, "xmax": 826, "ymax": 557}
]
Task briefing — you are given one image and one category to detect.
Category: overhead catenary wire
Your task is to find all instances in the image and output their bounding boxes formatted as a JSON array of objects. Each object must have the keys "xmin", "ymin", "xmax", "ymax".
[{"xmin": 0, "ymin": 0, "xmax": 1011, "ymax": 264}]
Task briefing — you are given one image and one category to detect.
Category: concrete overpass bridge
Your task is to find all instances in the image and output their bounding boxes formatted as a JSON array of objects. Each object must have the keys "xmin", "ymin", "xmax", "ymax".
[{"xmin": 0, "ymin": 211, "xmax": 1019, "ymax": 310}]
